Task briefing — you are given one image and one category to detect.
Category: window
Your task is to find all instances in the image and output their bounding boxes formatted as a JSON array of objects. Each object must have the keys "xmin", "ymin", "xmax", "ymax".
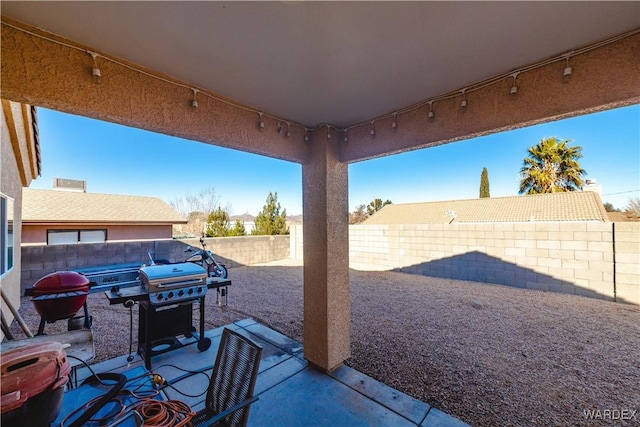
[
  {"xmin": 47, "ymin": 229, "xmax": 106, "ymax": 245},
  {"xmin": 48, "ymin": 231, "xmax": 79, "ymax": 245},
  {"xmin": 1, "ymin": 194, "xmax": 14, "ymax": 276},
  {"xmin": 79, "ymin": 230, "xmax": 106, "ymax": 243}
]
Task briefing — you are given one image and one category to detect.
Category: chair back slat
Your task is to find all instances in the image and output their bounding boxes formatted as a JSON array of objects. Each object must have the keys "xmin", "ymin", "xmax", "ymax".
[{"xmin": 206, "ymin": 328, "xmax": 262, "ymax": 427}]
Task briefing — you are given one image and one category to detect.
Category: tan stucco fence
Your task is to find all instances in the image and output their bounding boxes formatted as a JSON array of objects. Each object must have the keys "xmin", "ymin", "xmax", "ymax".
[{"xmin": 21, "ymin": 222, "xmax": 639, "ymax": 305}]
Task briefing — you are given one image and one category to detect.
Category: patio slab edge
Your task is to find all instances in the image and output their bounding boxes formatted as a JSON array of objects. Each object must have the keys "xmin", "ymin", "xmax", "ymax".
[
  {"xmin": 235, "ymin": 318, "xmax": 304, "ymax": 355},
  {"xmin": 330, "ymin": 364, "xmax": 431, "ymax": 425},
  {"xmin": 421, "ymin": 408, "xmax": 470, "ymax": 427},
  {"xmin": 232, "ymin": 318, "xmax": 468, "ymax": 426}
]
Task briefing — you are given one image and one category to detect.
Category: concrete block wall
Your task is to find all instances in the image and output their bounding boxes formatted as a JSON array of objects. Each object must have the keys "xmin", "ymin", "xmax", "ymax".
[
  {"xmin": 181, "ymin": 235, "xmax": 290, "ymax": 267},
  {"xmin": 290, "ymin": 223, "xmax": 639, "ymax": 305},
  {"xmin": 347, "ymin": 222, "xmax": 639, "ymax": 305},
  {"xmin": 21, "ymin": 235, "xmax": 290, "ymax": 291},
  {"xmin": 289, "ymin": 225, "xmax": 304, "ymax": 260},
  {"xmin": 613, "ymin": 222, "xmax": 640, "ymax": 305}
]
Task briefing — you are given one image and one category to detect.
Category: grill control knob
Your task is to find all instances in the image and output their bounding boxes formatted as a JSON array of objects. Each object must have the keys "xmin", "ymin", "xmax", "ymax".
[
  {"xmin": 188, "ymin": 288, "xmax": 194, "ymax": 295},
  {"xmin": 178, "ymin": 290, "xmax": 184, "ymax": 297},
  {"xmin": 157, "ymin": 293, "xmax": 164, "ymax": 300},
  {"xmin": 197, "ymin": 287, "xmax": 203, "ymax": 293},
  {"xmin": 168, "ymin": 291, "xmax": 174, "ymax": 299}
]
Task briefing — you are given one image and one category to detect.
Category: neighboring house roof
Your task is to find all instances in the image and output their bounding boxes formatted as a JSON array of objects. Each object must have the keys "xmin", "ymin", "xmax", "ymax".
[
  {"xmin": 22, "ymin": 188, "xmax": 187, "ymax": 224},
  {"xmin": 606, "ymin": 211, "xmax": 640, "ymax": 222},
  {"xmin": 362, "ymin": 192, "xmax": 610, "ymax": 224}
]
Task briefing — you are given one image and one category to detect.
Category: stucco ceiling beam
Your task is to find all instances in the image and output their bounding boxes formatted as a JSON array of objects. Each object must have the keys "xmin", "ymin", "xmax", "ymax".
[
  {"xmin": 339, "ymin": 33, "xmax": 640, "ymax": 164},
  {"xmin": 1, "ymin": 20, "xmax": 310, "ymax": 165}
]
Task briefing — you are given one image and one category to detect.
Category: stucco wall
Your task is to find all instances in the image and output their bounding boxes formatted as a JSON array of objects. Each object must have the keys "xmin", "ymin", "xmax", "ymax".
[
  {"xmin": 1, "ymin": 101, "xmax": 38, "ymax": 336},
  {"xmin": 1, "ymin": 104, "xmax": 23, "ymax": 322},
  {"xmin": 20, "ymin": 235, "xmax": 290, "ymax": 291},
  {"xmin": 22, "ymin": 224, "xmax": 174, "ymax": 245},
  {"xmin": 289, "ymin": 223, "xmax": 640, "ymax": 305}
]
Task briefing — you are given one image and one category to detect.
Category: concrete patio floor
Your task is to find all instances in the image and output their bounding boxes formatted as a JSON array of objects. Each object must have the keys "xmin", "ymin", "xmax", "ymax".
[{"xmin": 71, "ymin": 318, "xmax": 468, "ymax": 426}]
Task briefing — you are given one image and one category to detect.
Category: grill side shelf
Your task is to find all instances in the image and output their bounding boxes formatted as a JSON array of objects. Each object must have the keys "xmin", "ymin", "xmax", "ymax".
[{"xmin": 105, "ymin": 279, "xmax": 231, "ymax": 305}]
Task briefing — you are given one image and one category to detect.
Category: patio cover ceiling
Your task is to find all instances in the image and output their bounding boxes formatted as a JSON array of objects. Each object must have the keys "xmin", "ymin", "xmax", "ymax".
[{"xmin": 2, "ymin": 1, "xmax": 638, "ymax": 131}]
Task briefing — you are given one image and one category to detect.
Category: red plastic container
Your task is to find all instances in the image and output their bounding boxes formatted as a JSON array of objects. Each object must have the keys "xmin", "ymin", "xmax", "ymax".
[
  {"xmin": 1, "ymin": 341, "xmax": 71, "ymax": 426},
  {"xmin": 31, "ymin": 271, "xmax": 90, "ymax": 321}
]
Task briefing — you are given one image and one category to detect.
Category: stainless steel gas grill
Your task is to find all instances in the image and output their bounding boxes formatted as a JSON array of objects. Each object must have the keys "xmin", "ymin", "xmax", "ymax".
[
  {"xmin": 139, "ymin": 263, "xmax": 208, "ymax": 305},
  {"xmin": 105, "ymin": 264, "xmax": 232, "ymax": 369},
  {"xmin": 136, "ymin": 263, "xmax": 210, "ymax": 369}
]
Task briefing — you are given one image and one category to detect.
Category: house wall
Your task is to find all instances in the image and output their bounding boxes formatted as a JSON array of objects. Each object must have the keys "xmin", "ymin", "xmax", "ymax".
[
  {"xmin": 22, "ymin": 224, "xmax": 174, "ymax": 244},
  {"xmin": 290, "ymin": 223, "xmax": 640, "ymax": 305},
  {"xmin": 1, "ymin": 101, "xmax": 39, "ymax": 338},
  {"xmin": 20, "ymin": 235, "xmax": 290, "ymax": 290},
  {"xmin": 1, "ymin": 104, "xmax": 24, "ymax": 328}
]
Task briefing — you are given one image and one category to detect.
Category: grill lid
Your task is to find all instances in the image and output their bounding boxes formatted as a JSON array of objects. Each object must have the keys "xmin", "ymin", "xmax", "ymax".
[
  {"xmin": 139, "ymin": 263, "xmax": 206, "ymax": 281},
  {"xmin": 32, "ymin": 271, "xmax": 90, "ymax": 294},
  {"xmin": 139, "ymin": 263, "xmax": 206, "ymax": 293},
  {"xmin": 30, "ymin": 272, "xmax": 90, "ymax": 321}
]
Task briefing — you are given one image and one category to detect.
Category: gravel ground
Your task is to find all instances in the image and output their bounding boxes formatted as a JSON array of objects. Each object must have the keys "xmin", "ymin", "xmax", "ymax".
[{"xmin": 7, "ymin": 264, "xmax": 640, "ymax": 426}]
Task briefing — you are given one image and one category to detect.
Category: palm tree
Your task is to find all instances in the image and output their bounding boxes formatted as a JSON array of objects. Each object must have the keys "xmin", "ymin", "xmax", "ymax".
[{"xmin": 519, "ymin": 137, "xmax": 586, "ymax": 195}]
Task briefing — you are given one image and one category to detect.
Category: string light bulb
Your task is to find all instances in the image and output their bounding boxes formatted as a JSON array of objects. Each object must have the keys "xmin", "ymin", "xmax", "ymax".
[
  {"xmin": 304, "ymin": 130, "xmax": 310, "ymax": 142},
  {"xmin": 285, "ymin": 122, "xmax": 291, "ymax": 138},
  {"xmin": 257, "ymin": 113, "xmax": 265, "ymax": 131},
  {"xmin": 327, "ymin": 125, "xmax": 332, "ymax": 140},
  {"xmin": 370, "ymin": 121, "xmax": 376, "ymax": 137},
  {"xmin": 343, "ymin": 130, "xmax": 349, "ymax": 143},
  {"xmin": 460, "ymin": 89, "xmax": 467, "ymax": 109},
  {"xmin": 562, "ymin": 54, "xmax": 572, "ymax": 80},
  {"xmin": 509, "ymin": 73, "xmax": 519, "ymax": 95},
  {"xmin": 191, "ymin": 88, "xmax": 199, "ymax": 108},
  {"xmin": 276, "ymin": 122, "xmax": 283, "ymax": 134},
  {"xmin": 88, "ymin": 51, "xmax": 101, "ymax": 82},
  {"xmin": 391, "ymin": 112, "xmax": 398, "ymax": 129},
  {"xmin": 427, "ymin": 100, "xmax": 435, "ymax": 119}
]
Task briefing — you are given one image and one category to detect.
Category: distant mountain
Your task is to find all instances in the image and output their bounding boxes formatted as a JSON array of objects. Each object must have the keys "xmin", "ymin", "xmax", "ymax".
[
  {"xmin": 287, "ymin": 214, "xmax": 303, "ymax": 223},
  {"xmin": 230, "ymin": 213, "xmax": 302, "ymax": 223},
  {"xmin": 230, "ymin": 213, "xmax": 255, "ymax": 222}
]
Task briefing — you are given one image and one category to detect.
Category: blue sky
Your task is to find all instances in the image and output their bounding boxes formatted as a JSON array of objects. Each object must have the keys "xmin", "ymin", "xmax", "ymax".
[{"xmin": 31, "ymin": 105, "xmax": 639, "ymax": 215}]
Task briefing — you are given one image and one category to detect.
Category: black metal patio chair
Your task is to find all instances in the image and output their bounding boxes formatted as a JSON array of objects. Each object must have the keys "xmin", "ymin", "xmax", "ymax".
[{"xmin": 191, "ymin": 328, "xmax": 262, "ymax": 427}]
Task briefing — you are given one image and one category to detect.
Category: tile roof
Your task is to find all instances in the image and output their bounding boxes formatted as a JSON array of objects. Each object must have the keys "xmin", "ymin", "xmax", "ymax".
[
  {"xmin": 362, "ymin": 191, "xmax": 610, "ymax": 224},
  {"xmin": 22, "ymin": 188, "xmax": 187, "ymax": 224},
  {"xmin": 606, "ymin": 211, "xmax": 640, "ymax": 222}
]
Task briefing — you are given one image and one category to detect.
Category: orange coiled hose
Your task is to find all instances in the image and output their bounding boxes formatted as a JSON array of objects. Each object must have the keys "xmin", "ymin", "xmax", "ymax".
[{"xmin": 132, "ymin": 399, "xmax": 195, "ymax": 426}]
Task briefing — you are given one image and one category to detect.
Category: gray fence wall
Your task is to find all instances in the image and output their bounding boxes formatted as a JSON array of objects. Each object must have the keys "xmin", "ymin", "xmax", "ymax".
[
  {"xmin": 23, "ymin": 223, "xmax": 640, "ymax": 305},
  {"xmin": 290, "ymin": 222, "xmax": 640, "ymax": 305},
  {"xmin": 21, "ymin": 235, "xmax": 290, "ymax": 291}
]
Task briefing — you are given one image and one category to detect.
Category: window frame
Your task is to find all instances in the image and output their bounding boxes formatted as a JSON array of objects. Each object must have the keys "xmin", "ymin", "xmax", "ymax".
[
  {"xmin": 46, "ymin": 228, "xmax": 107, "ymax": 245},
  {"xmin": 0, "ymin": 193, "xmax": 14, "ymax": 277}
]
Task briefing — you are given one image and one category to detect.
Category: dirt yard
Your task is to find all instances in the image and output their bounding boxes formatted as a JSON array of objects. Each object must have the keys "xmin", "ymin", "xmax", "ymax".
[{"xmin": 9, "ymin": 264, "xmax": 640, "ymax": 426}]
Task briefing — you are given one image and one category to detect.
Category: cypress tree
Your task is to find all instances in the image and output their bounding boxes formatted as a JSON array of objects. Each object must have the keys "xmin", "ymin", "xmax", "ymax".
[{"xmin": 480, "ymin": 167, "xmax": 490, "ymax": 198}]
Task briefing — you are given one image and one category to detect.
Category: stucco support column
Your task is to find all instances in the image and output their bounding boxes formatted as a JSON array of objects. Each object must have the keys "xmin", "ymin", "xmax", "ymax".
[{"xmin": 302, "ymin": 132, "xmax": 350, "ymax": 372}]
